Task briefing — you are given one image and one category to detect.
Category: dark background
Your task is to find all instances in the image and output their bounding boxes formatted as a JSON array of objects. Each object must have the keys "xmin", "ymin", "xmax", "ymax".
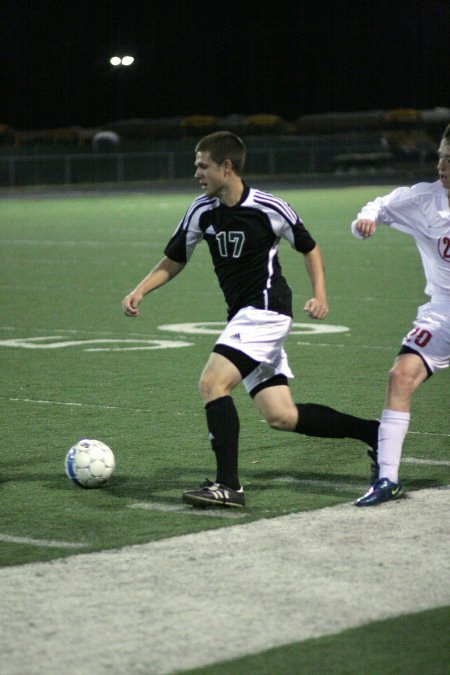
[{"xmin": 2, "ymin": 0, "xmax": 449, "ymax": 131}]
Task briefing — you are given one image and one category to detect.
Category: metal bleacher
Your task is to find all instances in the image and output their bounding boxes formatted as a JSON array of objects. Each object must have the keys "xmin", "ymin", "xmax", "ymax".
[{"xmin": 0, "ymin": 108, "xmax": 447, "ymax": 188}]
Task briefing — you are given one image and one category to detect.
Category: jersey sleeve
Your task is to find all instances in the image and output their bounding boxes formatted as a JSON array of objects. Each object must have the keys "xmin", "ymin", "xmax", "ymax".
[
  {"xmin": 352, "ymin": 185, "xmax": 426, "ymax": 238},
  {"xmin": 163, "ymin": 198, "xmax": 207, "ymax": 263},
  {"xmin": 251, "ymin": 190, "xmax": 316, "ymax": 253},
  {"xmin": 284, "ymin": 217, "xmax": 316, "ymax": 253},
  {"xmin": 274, "ymin": 207, "xmax": 316, "ymax": 254}
]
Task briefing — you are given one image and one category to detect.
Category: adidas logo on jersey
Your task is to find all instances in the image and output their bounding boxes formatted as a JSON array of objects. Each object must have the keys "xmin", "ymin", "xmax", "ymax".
[
  {"xmin": 230, "ymin": 333, "xmax": 241, "ymax": 341},
  {"xmin": 205, "ymin": 225, "xmax": 216, "ymax": 235}
]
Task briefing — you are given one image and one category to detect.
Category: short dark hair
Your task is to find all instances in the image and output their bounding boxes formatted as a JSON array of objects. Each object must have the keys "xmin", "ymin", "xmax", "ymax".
[
  {"xmin": 442, "ymin": 123, "xmax": 450, "ymax": 143},
  {"xmin": 195, "ymin": 131, "xmax": 247, "ymax": 174}
]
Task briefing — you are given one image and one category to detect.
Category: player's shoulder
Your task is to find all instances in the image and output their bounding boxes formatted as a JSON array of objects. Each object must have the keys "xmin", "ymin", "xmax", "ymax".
[
  {"xmin": 247, "ymin": 186, "xmax": 289, "ymax": 207},
  {"xmin": 183, "ymin": 194, "xmax": 218, "ymax": 221},
  {"xmin": 409, "ymin": 180, "xmax": 441, "ymax": 197},
  {"xmin": 189, "ymin": 194, "xmax": 218, "ymax": 210},
  {"xmin": 386, "ymin": 181, "xmax": 439, "ymax": 205},
  {"xmin": 407, "ymin": 181, "xmax": 446, "ymax": 211},
  {"xmin": 244, "ymin": 187, "xmax": 299, "ymax": 223}
]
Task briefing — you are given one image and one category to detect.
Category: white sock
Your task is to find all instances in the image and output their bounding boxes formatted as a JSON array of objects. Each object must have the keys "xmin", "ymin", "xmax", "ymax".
[{"xmin": 377, "ymin": 409, "xmax": 410, "ymax": 483}]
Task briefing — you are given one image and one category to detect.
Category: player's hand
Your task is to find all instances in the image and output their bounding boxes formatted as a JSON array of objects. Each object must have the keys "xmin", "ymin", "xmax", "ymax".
[
  {"xmin": 355, "ymin": 219, "xmax": 377, "ymax": 238},
  {"xmin": 303, "ymin": 297, "xmax": 328, "ymax": 320},
  {"xmin": 122, "ymin": 292, "xmax": 142, "ymax": 317}
]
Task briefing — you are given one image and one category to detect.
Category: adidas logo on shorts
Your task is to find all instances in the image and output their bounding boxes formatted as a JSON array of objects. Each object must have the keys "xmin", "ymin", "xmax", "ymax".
[{"xmin": 230, "ymin": 333, "xmax": 241, "ymax": 341}]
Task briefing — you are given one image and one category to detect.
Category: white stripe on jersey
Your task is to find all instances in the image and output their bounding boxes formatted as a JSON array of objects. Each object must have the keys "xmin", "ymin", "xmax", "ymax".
[
  {"xmin": 251, "ymin": 189, "xmax": 299, "ymax": 224},
  {"xmin": 177, "ymin": 195, "xmax": 217, "ymax": 233},
  {"xmin": 263, "ymin": 241, "xmax": 279, "ymax": 309}
]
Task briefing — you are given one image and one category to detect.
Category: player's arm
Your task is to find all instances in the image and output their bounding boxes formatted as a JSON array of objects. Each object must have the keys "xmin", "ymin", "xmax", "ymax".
[
  {"xmin": 302, "ymin": 245, "xmax": 328, "ymax": 319},
  {"xmin": 122, "ymin": 256, "xmax": 185, "ymax": 317},
  {"xmin": 351, "ymin": 186, "xmax": 417, "ymax": 240}
]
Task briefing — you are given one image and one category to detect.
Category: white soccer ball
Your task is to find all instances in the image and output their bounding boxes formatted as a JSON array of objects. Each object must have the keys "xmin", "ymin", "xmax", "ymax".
[{"xmin": 65, "ymin": 439, "xmax": 115, "ymax": 488}]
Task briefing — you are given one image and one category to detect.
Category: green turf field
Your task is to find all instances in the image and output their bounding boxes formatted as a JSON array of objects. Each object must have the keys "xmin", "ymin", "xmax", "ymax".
[
  {"xmin": 0, "ymin": 186, "xmax": 448, "ymax": 673},
  {"xmin": 183, "ymin": 606, "xmax": 450, "ymax": 675}
]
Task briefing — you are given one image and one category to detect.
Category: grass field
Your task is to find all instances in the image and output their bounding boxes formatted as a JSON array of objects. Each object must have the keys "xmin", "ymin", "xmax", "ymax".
[{"xmin": 0, "ymin": 185, "xmax": 448, "ymax": 673}]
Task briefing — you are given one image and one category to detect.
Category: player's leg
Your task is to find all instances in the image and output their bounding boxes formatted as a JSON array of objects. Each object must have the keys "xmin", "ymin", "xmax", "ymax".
[
  {"xmin": 185, "ymin": 307, "xmax": 289, "ymax": 506},
  {"xmin": 253, "ymin": 382, "xmax": 379, "ymax": 448},
  {"xmin": 354, "ymin": 353, "xmax": 427, "ymax": 507},
  {"xmin": 378, "ymin": 351, "xmax": 429, "ymax": 481},
  {"xmin": 246, "ymin": 336, "xmax": 379, "ymax": 483},
  {"xmin": 198, "ymin": 350, "xmax": 245, "ymax": 490},
  {"xmin": 183, "ymin": 347, "xmax": 259, "ymax": 508},
  {"xmin": 356, "ymin": 301, "xmax": 449, "ymax": 506},
  {"xmin": 198, "ymin": 350, "xmax": 244, "ymax": 403},
  {"xmin": 251, "ymin": 380, "xmax": 299, "ymax": 431}
]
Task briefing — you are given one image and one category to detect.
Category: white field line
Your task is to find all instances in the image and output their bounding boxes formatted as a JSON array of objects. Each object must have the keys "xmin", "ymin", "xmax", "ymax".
[
  {"xmin": 5, "ymin": 397, "xmax": 150, "ymax": 413},
  {"xmin": 0, "ymin": 323, "xmax": 423, "ymax": 351},
  {"xmin": 127, "ymin": 502, "xmax": 246, "ymax": 519},
  {"xmin": 410, "ymin": 431, "xmax": 450, "ymax": 439},
  {"xmin": 0, "ymin": 326, "xmax": 165, "ymax": 338},
  {"xmin": 272, "ymin": 477, "xmax": 369, "ymax": 490},
  {"xmin": 296, "ymin": 340, "xmax": 400, "ymax": 350},
  {"xmin": 3, "ymin": 396, "xmax": 450, "ymax": 441},
  {"xmin": 0, "ymin": 534, "xmax": 88, "ymax": 549},
  {"xmin": 1, "ymin": 239, "xmax": 164, "ymax": 247},
  {"xmin": 0, "ymin": 508, "xmax": 244, "ymax": 551},
  {"xmin": 402, "ymin": 457, "xmax": 450, "ymax": 467},
  {"xmin": 4, "ymin": 468, "xmax": 448, "ymax": 552},
  {"xmin": 0, "ymin": 488, "xmax": 448, "ymax": 675},
  {"xmin": 270, "ymin": 469, "xmax": 450, "ymax": 484}
]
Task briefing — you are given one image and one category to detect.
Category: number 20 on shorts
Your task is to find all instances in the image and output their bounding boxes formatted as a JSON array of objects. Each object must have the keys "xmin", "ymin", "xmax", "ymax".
[{"xmin": 406, "ymin": 327, "xmax": 432, "ymax": 347}]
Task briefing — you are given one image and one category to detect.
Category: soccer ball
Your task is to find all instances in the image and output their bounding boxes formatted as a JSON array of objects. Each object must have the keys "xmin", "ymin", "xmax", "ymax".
[{"xmin": 65, "ymin": 439, "xmax": 115, "ymax": 488}]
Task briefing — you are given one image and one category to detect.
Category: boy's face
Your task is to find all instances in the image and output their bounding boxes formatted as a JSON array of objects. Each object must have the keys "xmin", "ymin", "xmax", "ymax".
[
  {"xmin": 194, "ymin": 151, "xmax": 228, "ymax": 198},
  {"xmin": 437, "ymin": 140, "xmax": 450, "ymax": 190}
]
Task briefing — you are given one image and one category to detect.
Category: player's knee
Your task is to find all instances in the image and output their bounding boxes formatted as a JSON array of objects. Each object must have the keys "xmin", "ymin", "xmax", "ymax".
[
  {"xmin": 388, "ymin": 362, "xmax": 418, "ymax": 395},
  {"xmin": 198, "ymin": 372, "xmax": 229, "ymax": 402},
  {"xmin": 198, "ymin": 373, "xmax": 212, "ymax": 400},
  {"xmin": 265, "ymin": 410, "xmax": 296, "ymax": 432}
]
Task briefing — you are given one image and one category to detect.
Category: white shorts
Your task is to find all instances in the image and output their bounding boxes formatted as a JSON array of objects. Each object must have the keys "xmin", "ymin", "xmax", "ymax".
[
  {"xmin": 401, "ymin": 298, "xmax": 450, "ymax": 373},
  {"xmin": 216, "ymin": 307, "xmax": 294, "ymax": 393}
]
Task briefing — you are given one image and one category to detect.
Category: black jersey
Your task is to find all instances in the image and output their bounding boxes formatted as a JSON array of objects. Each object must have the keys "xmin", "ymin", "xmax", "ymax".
[{"xmin": 164, "ymin": 183, "xmax": 316, "ymax": 320}]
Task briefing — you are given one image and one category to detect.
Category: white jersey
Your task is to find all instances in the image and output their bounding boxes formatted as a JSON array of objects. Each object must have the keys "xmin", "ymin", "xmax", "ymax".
[{"xmin": 351, "ymin": 180, "xmax": 450, "ymax": 299}]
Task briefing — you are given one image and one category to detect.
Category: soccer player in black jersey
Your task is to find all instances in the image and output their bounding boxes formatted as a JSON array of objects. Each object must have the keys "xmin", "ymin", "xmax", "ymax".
[{"xmin": 123, "ymin": 131, "xmax": 378, "ymax": 508}]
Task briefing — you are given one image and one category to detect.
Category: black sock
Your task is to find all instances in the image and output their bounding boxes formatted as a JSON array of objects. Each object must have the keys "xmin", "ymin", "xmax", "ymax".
[
  {"xmin": 295, "ymin": 403, "xmax": 378, "ymax": 447},
  {"xmin": 205, "ymin": 395, "xmax": 240, "ymax": 490}
]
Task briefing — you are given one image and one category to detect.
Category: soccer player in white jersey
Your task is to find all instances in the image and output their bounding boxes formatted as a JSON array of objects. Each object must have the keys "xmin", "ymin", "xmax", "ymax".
[
  {"xmin": 123, "ymin": 131, "xmax": 379, "ymax": 508},
  {"xmin": 351, "ymin": 123, "xmax": 450, "ymax": 506}
]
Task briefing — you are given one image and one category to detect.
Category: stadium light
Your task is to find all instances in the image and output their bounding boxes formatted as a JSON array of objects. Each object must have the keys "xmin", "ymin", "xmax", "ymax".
[{"xmin": 110, "ymin": 55, "xmax": 135, "ymax": 67}]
